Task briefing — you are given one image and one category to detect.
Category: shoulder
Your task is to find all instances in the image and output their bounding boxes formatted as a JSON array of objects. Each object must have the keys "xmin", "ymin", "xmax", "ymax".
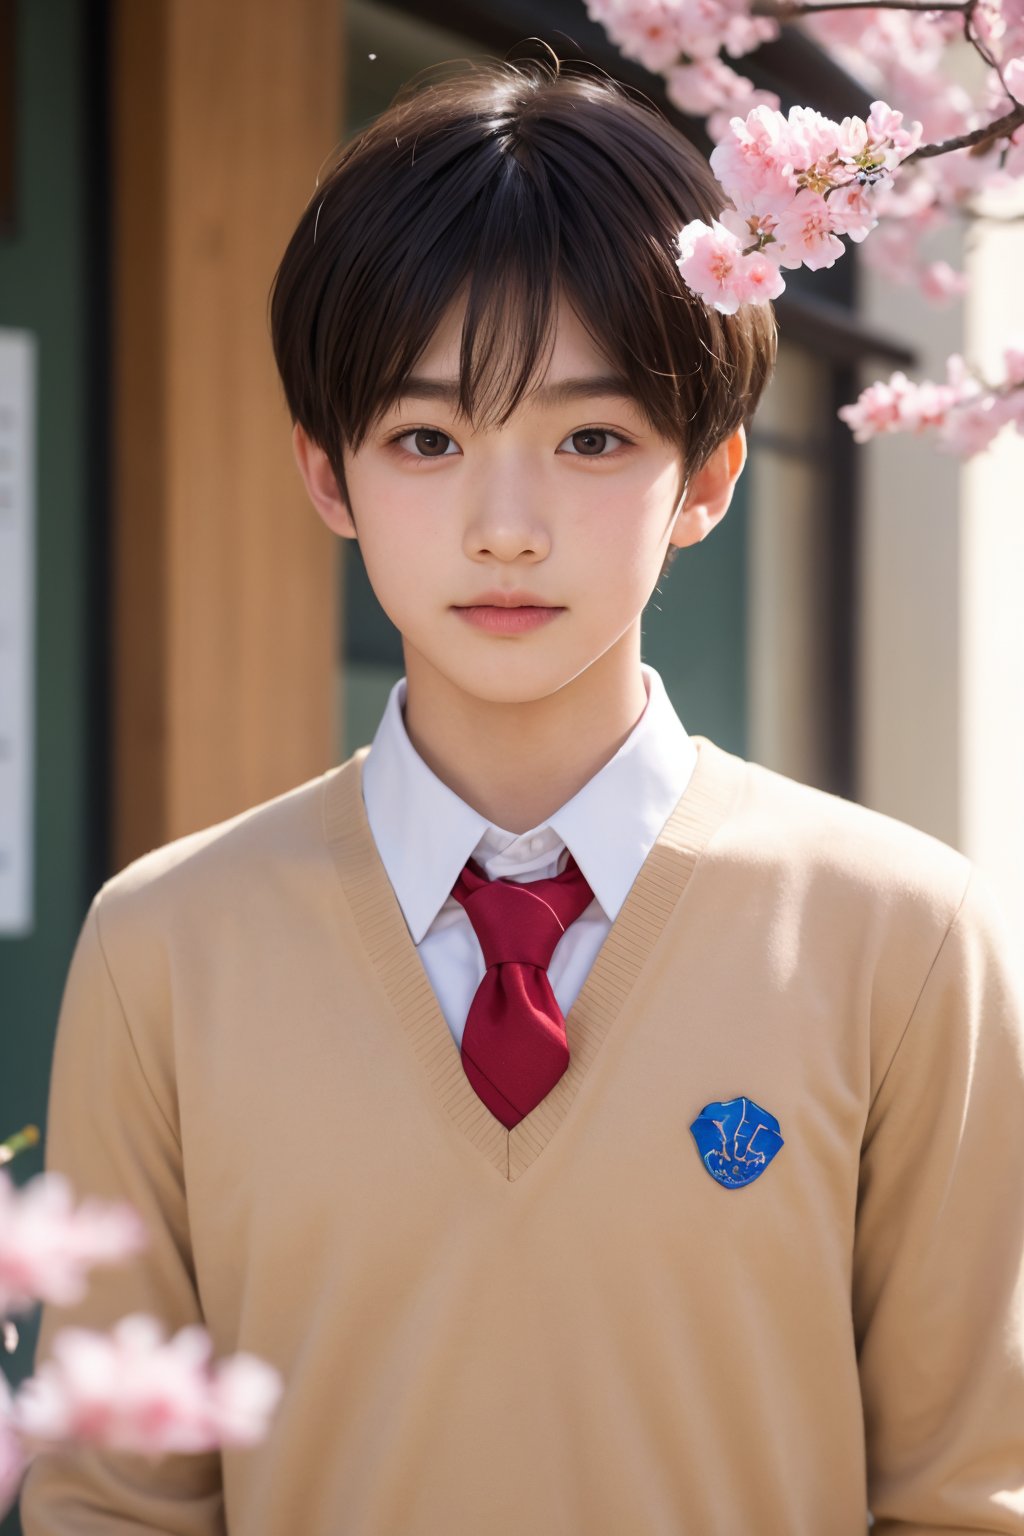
[
  {"xmin": 89, "ymin": 759, "xmax": 345, "ymax": 958},
  {"xmin": 705, "ymin": 742, "xmax": 972, "ymax": 939},
  {"xmin": 698, "ymin": 747, "xmax": 1000, "ymax": 1079}
]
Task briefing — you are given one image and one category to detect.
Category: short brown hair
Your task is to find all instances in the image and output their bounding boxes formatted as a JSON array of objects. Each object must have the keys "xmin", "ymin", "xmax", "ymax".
[{"xmin": 269, "ymin": 55, "xmax": 777, "ymax": 562}]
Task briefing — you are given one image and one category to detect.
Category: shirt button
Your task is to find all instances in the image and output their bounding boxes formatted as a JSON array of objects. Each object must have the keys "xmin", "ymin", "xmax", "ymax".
[{"xmin": 529, "ymin": 835, "xmax": 544, "ymax": 854}]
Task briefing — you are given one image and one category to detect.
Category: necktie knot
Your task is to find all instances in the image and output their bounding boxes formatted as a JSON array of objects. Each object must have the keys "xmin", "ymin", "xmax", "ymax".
[{"xmin": 451, "ymin": 855, "xmax": 593, "ymax": 970}]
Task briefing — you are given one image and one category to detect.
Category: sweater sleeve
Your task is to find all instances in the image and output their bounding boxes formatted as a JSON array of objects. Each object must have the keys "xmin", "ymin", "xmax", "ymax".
[
  {"xmin": 18, "ymin": 889, "xmax": 226, "ymax": 1535},
  {"xmin": 854, "ymin": 862, "xmax": 1024, "ymax": 1534}
]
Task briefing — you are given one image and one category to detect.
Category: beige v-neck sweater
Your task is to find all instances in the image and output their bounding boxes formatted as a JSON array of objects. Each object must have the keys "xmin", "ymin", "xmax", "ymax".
[{"xmin": 19, "ymin": 736, "xmax": 1024, "ymax": 1535}]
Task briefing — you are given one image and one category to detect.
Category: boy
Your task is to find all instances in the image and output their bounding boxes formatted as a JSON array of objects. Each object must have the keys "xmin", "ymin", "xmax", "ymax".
[{"xmin": 21, "ymin": 56, "xmax": 1024, "ymax": 1536}]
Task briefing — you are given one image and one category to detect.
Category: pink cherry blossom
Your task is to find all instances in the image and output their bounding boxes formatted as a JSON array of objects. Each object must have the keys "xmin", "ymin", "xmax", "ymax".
[
  {"xmin": 1000, "ymin": 392, "xmax": 1024, "ymax": 438},
  {"xmin": 786, "ymin": 105, "xmax": 843, "ymax": 184},
  {"xmin": 1003, "ymin": 345, "xmax": 1024, "ymax": 386},
  {"xmin": 676, "ymin": 218, "xmax": 748, "ymax": 313},
  {"xmin": 707, "ymin": 93, "xmax": 780, "ymax": 148},
  {"xmin": 772, "ymin": 192, "xmax": 847, "ymax": 271},
  {"xmin": 584, "ymin": 0, "xmax": 780, "ymax": 77},
  {"xmin": 209, "ymin": 1353, "xmax": 289, "ymax": 1446},
  {"xmin": 718, "ymin": 203, "xmax": 782, "ymax": 251},
  {"xmin": 720, "ymin": 9, "xmax": 779, "ymax": 60},
  {"xmin": 13, "ymin": 1313, "xmax": 284, "ymax": 1457},
  {"xmin": 733, "ymin": 252, "xmax": 787, "ymax": 303},
  {"xmin": 1006, "ymin": 57, "xmax": 1024, "ymax": 104},
  {"xmin": 894, "ymin": 378, "xmax": 962, "ymax": 432},
  {"xmin": 864, "ymin": 100, "xmax": 924, "ymax": 167},
  {"xmin": 583, "ymin": 0, "xmax": 701, "ymax": 72},
  {"xmin": 837, "ymin": 372, "xmax": 914, "ymax": 442},
  {"xmin": 835, "ymin": 349, "xmax": 1022, "ymax": 458},
  {"xmin": 879, "ymin": 171, "xmax": 942, "ymax": 225},
  {"xmin": 918, "ymin": 260, "xmax": 970, "ymax": 304},
  {"xmin": 666, "ymin": 59, "xmax": 738, "ymax": 117},
  {"xmin": 709, "ymin": 104, "xmax": 798, "ymax": 213},
  {"xmin": 938, "ymin": 395, "xmax": 1007, "ymax": 455},
  {"xmin": 0, "ymin": 1169, "xmax": 148, "ymax": 1317},
  {"xmin": 942, "ymin": 352, "xmax": 982, "ymax": 398},
  {"xmin": 676, "ymin": 216, "xmax": 785, "ymax": 312},
  {"xmin": 825, "ymin": 180, "xmax": 882, "ymax": 243},
  {"xmin": 665, "ymin": 56, "xmax": 778, "ymax": 125},
  {"xmin": 859, "ymin": 219, "xmax": 921, "ymax": 276},
  {"xmin": 612, "ymin": 0, "xmax": 691, "ymax": 74}
]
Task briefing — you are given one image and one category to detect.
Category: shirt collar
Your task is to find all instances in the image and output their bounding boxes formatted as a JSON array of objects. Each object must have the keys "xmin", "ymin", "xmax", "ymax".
[
  {"xmin": 546, "ymin": 664, "xmax": 697, "ymax": 922},
  {"xmin": 361, "ymin": 662, "xmax": 697, "ymax": 943}
]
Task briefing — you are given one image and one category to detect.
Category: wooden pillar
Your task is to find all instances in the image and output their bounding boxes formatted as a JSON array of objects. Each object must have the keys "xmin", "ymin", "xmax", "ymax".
[{"xmin": 111, "ymin": 0, "xmax": 342, "ymax": 869}]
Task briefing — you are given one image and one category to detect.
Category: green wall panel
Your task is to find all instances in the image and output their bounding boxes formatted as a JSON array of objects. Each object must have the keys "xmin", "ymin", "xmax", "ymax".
[
  {"xmin": 641, "ymin": 468, "xmax": 749, "ymax": 758},
  {"xmin": 0, "ymin": 4, "xmax": 107, "ymax": 1530}
]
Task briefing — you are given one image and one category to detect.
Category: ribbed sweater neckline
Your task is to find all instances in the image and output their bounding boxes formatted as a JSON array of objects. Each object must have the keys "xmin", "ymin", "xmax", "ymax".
[{"xmin": 323, "ymin": 733, "xmax": 747, "ymax": 1182}]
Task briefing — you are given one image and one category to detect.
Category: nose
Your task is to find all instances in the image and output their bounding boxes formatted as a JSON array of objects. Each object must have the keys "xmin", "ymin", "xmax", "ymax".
[{"xmin": 462, "ymin": 464, "xmax": 552, "ymax": 562}]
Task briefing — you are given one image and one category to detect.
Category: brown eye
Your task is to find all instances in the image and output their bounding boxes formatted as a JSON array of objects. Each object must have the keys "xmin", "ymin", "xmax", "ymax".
[
  {"xmin": 559, "ymin": 428, "xmax": 632, "ymax": 457},
  {"xmin": 411, "ymin": 428, "xmax": 452, "ymax": 457},
  {"xmin": 571, "ymin": 429, "xmax": 609, "ymax": 456}
]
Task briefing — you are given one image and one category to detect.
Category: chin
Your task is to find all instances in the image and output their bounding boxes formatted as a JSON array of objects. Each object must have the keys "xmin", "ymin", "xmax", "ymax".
[{"xmin": 438, "ymin": 653, "xmax": 585, "ymax": 706}]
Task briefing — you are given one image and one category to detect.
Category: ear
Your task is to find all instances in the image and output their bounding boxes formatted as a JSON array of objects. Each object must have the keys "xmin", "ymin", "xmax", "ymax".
[
  {"xmin": 291, "ymin": 421, "xmax": 358, "ymax": 540},
  {"xmin": 669, "ymin": 426, "xmax": 747, "ymax": 549}
]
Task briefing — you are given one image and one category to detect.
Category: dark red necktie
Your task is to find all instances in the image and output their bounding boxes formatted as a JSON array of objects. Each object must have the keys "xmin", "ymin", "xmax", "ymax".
[{"xmin": 450, "ymin": 852, "xmax": 595, "ymax": 1129}]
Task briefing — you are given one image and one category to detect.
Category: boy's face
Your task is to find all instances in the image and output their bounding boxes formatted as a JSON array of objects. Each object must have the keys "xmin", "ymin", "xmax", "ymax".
[{"xmin": 293, "ymin": 290, "xmax": 745, "ymax": 710}]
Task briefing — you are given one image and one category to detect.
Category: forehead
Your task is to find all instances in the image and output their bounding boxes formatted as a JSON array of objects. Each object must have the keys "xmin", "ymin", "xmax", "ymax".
[{"xmin": 415, "ymin": 287, "xmax": 614, "ymax": 391}]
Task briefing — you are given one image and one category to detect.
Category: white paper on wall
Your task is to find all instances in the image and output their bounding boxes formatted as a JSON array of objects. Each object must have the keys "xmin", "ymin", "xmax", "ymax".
[{"xmin": 0, "ymin": 328, "xmax": 37, "ymax": 937}]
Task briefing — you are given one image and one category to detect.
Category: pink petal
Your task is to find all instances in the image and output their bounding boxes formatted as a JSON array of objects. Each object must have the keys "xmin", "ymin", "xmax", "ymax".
[
  {"xmin": 0, "ymin": 1169, "xmax": 147, "ymax": 1316},
  {"xmin": 210, "ymin": 1355, "xmax": 285, "ymax": 1446},
  {"xmin": 15, "ymin": 1316, "xmax": 282, "ymax": 1458}
]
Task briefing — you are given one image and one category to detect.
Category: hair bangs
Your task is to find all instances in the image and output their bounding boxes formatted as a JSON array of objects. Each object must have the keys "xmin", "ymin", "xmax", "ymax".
[
  {"xmin": 449, "ymin": 159, "xmax": 564, "ymax": 433},
  {"xmin": 269, "ymin": 56, "xmax": 778, "ymax": 506}
]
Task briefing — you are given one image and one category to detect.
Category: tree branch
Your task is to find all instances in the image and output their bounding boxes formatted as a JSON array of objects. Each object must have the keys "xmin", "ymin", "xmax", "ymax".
[
  {"xmin": 741, "ymin": 0, "xmax": 1024, "ymax": 163},
  {"xmin": 749, "ymin": 0, "xmax": 965, "ymax": 13},
  {"xmin": 902, "ymin": 101, "xmax": 1024, "ymax": 162}
]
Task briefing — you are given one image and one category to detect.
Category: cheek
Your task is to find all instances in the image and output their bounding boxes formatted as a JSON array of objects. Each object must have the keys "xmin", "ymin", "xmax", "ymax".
[
  {"xmin": 348, "ymin": 475, "xmax": 443, "ymax": 612},
  {"xmin": 568, "ymin": 476, "xmax": 674, "ymax": 570},
  {"xmin": 640, "ymin": 457, "xmax": 687, "ymax": 518},
  {"xmin": 347, "ymin": 463, "xmax": 423, "ymax": 547}
]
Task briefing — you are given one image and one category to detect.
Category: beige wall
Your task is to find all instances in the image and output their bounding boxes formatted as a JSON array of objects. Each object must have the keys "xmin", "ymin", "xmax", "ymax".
[
  {"xmin": 111, "ymin": 0, "xmax": 343, "ymax": 869},
  {"xmin": 961, "ymin": 184, "xmax": 1024, "ymax": 944},
  {"xmin": 857, "ymin": 150, "xmax": 1024, "ymax": 945},
  {"xmin": 856, "ymin": 222, "xmax": 964, "ymax": 852}
]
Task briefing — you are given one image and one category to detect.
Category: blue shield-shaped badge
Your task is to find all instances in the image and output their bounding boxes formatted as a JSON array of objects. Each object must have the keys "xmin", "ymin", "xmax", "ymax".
[{"xmin": 689, "ymin": 1096, "xmax": 783, "ymax": 1189}]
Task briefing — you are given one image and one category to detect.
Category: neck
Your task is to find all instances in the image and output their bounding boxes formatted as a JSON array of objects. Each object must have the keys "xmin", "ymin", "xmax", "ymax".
[{"xmin": 400, "ymin": 627, "xmax": 650, "ymax": 834}]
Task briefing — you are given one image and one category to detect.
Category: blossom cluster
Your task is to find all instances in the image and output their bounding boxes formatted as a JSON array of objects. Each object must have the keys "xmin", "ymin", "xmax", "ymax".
[
  {"xmin": 584, "ymin": 0, "xmax": 1024, "ymax": 156},
  {"xmin": 675, "ymin": 100, "xmax": 924, "ymax": 313},
  {"xmin": 838, "ymin": 344, "xmax": 1024, "ymax": 451},
  {"xmin": 14, "ymin": 1314, "xmax": 282, "ymax": 1455},
  {"xmin": 584, "ymin": 0, "xmax": 1024, "ymax": 457},
  {"xmin": 0, "ymin": 1164, "xmax": 283, "ymax": 1516},
  {"xmin": 583, "ymin": 0, "xmax": 782, "ymax": 136},
  {"xmin": 0, "ymin": 1166, "xmax": 147, "ymax": 1316}
]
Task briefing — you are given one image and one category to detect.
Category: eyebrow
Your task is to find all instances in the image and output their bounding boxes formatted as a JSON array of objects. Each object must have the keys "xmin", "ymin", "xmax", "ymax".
[{"xmin": 395, "ymin": 374, "xmax": 639, "ymax": 409}]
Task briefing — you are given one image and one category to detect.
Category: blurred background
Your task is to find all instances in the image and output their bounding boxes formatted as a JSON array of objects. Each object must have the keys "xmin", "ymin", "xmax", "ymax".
[{"xmin": 1, "ymin": 6, "xmax": 1022, "ymax": 1521}]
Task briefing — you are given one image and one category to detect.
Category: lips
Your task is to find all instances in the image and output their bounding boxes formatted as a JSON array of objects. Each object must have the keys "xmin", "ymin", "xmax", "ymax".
[
  {"xmin": 454, "ymin": 605, "xmax": 564, "ymax": 634},
  {"xmin": 455, "ymin": 590, "xmax": 562, "ymax": 609}
]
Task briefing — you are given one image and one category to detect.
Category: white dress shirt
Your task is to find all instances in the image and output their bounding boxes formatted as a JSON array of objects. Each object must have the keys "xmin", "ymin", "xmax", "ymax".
[{"xmin": 361, "ymin": 662, "xmax": 698, "ymax": 1050}]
